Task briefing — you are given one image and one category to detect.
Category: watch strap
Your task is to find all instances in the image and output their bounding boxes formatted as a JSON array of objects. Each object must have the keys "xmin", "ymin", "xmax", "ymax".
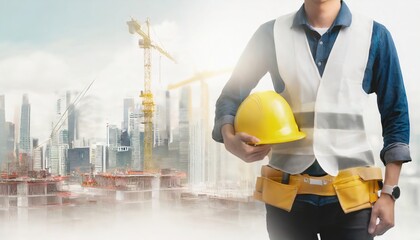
[
  {"xmin": 382, "ymin": 185, "xmax": 395, "ymax": 195},
  {"xmin": 381, "ymin": 184, "xmax": 399, "ymax": 200}
]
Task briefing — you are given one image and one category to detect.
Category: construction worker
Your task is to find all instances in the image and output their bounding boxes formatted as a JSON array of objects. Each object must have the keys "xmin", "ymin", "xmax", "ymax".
[{"xmin": 212, "ymin": 0, "xmax": 411, "ymax": 239}]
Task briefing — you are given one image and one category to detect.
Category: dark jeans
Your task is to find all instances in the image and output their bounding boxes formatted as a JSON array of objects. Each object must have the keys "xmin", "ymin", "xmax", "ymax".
[{"xmin": 266, "ymin": 201, "xmax": 373, "ymax": 240}]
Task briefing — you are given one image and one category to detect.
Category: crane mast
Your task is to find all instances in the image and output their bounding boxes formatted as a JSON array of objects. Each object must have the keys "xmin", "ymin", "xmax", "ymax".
[
  {"xmin": 127, "ymin": 18, "xmax": 175, "ymax": 172},
  {"xmin": 142, "ymin": 19, "xmax": 153, "ymax": 172}
]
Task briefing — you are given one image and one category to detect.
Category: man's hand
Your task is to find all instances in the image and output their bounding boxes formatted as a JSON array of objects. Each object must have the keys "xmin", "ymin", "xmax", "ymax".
[
  {"xmin": 221, "ymin": 124, "xmax": 271, "ymax": 163},
  {"xmin": 368, "ymin": 194, "xmax": 395, "ymax": 236},
  {"xmin": 368, "ymin": 162, "xmax": 402, "ymax": 236}
]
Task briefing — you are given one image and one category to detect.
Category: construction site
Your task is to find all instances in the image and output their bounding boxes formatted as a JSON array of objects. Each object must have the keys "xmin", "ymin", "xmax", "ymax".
[
  {"xmin": 0, "ymin": 175, "xmax": 67, "ymax": 209},
  {"xmin": 0, "ymin": 17, "xmax": 261, "ymax": 218},
  {"xmin": 1, "ymin": 1, "xmax": 420, "ymax": 238}
]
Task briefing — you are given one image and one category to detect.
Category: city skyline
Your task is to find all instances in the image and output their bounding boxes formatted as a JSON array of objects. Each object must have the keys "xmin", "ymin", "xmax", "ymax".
[
  {"xmin": 2, "ymin": 0, "xmax": 419, "ymax": 142},
  {"xmin": 0, "ymin": 1, "xmax": 419, "ymax": 175},
  {"xmin": 1, "ymin": 2, "xmax": 420, "ymax": 240}
]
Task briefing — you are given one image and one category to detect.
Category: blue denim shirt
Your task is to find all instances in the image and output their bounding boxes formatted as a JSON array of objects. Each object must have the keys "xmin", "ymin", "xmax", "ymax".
[{"xmin": 212, "ymin": 2, "xmax": 411, "ymax": 206}]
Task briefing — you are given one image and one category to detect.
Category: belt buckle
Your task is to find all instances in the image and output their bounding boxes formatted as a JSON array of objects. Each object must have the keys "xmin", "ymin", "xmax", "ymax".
[{"xmin": 304, "ymin": 177, "xmax": 329, "ymax": 186}]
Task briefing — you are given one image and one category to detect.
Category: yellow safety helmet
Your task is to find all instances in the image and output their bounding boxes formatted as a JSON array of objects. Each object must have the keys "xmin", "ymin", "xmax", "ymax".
[{"xmin": 234, "ymin": 90, "xmax": 306, "ymax": 145}]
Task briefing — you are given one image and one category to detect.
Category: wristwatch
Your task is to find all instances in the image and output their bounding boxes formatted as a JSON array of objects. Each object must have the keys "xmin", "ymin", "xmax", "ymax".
[{"xmin": 381, "ymin": 185, "xmax": 400, "ymax": 201}]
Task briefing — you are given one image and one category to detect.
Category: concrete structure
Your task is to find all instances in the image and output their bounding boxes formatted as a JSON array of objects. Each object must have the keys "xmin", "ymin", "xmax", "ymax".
[
  {"xmin": 0, "ymin": 178, "xmax": 64, "ymax": 209},
  {"xmin": 81, "ymin": 169, "xmax": 184, "ymax": 203}
]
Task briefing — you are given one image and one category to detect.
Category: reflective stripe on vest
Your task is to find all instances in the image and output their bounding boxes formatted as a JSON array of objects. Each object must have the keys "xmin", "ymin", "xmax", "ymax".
[
  {"xmin": 294, "ymin": 112, "xmax": 365, "ymax": 130},
  {"xmin": 270, "ymin": 12, "xmax": 375, "ymax": 176}
]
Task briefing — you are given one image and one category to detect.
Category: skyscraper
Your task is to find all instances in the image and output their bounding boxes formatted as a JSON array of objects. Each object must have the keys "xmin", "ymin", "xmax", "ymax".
[
  {"xmin": 92, "ymin": 144, "xmax": 105, "ymax": 173},
  {"xmin": 32, "ymin": 138, "xmax": 43, "ymax": 170},
  {"xmin": 129, "ymin": 105, "xmax": 143, "ymax": 170},
  {"xmin": 67, "ymin": 91, "xmax": 79, "ymax": 149},
  {"xmin": 5, "ymin": 122, "xmax": 15, "ymax": 162},
  {"xmin": 107, "ymin": 124, "xmax": 120, "ymax": 169},
  {"xmin": 19, "ymin": 94, "xmax": 31, "ymax": 156},
  {"xmin": 49, "ymin": 94, "xmax": 70, "ymax": 176},
  {"xmin": 68, "ymin": 104, "xmax": 78, "ymax": 148},
  {"xmin": 0, "ymin": 95, "xmax": 6, "ymax": 169},
  {"xmin": 123, "ymin": 98, "xmax": 134, "ymax": 131},
  {"xmin": 178, "ymin": 87, "xmax": 190, "ymax": 175}
]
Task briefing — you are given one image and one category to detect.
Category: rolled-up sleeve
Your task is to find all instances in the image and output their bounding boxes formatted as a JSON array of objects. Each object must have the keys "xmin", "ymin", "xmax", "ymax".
[
  {"xmin": 212, "ymin": 20, "xmax": 281, "ymax": 143},
  {"xmin": 369, "ymin": 22, "xmax": 411, "ymax": 165}
]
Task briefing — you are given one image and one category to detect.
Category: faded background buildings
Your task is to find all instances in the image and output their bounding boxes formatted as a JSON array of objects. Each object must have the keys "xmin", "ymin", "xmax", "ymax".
[{"xmin": 0, "ymin": 0, "xmax": 419, "ymax": 239}]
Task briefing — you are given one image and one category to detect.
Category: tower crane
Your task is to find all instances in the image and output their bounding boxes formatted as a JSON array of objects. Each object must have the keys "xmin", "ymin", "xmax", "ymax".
[
  {"xmin": 167, "ymin": 69, "xmax": 232, "ymax": 131},
  {"xmin": 127, "ymin": 18, "xmax": 176, "ymax": 172}
]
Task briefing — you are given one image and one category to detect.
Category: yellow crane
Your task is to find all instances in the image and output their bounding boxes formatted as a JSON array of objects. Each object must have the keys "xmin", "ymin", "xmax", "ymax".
[
  {"xmin": 127, "ymin": 18, "xmax": 176, "ymax": 172},
  {"xmin": 167, "ymin": 69, "xmax": 232, "ymax": 126}
]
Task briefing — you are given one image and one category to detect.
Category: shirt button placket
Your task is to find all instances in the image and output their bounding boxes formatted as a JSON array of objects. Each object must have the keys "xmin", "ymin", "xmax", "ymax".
[{"xmin": 317, "ymin": 37, "xmax": 324, "ymax": 68}]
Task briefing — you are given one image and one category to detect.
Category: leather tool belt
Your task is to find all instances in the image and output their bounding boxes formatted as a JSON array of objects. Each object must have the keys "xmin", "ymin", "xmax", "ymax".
[{"xmin": 254, "ymin": 165, "xmax": 382, "ymax": 213}]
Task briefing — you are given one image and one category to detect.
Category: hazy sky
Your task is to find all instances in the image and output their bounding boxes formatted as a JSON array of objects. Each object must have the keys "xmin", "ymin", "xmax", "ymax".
[{"xmin": 1, "ymin": 0, "xmax": 419, "ymax": 146}]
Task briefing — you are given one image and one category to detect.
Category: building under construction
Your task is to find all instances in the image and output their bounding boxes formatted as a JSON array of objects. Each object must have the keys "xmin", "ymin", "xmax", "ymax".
[
  {"xmin": 0, "ymin": 175, "xmax": 68, "ymax": 209},
  {"xmin": 81, "ymin": 168, "xmax": 186, "ymax": 202}
]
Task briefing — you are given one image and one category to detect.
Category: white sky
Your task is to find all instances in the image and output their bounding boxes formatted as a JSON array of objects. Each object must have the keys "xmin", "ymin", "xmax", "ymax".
[{"xmin": 1, "ymin": 0, "xmax": 419, "ymax": 147}]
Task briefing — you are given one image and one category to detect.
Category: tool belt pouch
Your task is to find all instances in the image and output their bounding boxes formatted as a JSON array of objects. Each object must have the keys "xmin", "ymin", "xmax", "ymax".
[
  {"xmin": 254, "ymin": 176, "xmax": 298, "ymax": 212},
  {"xmin": 333, "ymin": 168, "xmax": 382, "ymax": 214}
]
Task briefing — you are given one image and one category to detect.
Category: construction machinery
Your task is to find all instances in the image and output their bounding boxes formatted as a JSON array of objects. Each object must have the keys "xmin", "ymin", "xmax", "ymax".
[
  {"xmin": 127, "ymin": 18, "xmax": 176, "ymax": 172},
  {"xmin": 167, "ymin": 68, "xmax": 232, "ymax": 128}
]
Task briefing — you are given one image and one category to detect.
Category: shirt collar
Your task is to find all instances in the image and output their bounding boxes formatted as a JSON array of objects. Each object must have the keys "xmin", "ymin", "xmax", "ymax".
[{"xmin": 292, "ymin": 1, "xmax": 352, "ymax": 29}]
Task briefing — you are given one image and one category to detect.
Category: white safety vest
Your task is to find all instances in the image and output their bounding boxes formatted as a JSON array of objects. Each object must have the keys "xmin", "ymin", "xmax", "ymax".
[{"xmin": 269, "ymin": 12, "xmax": 375, "ymax": 176}]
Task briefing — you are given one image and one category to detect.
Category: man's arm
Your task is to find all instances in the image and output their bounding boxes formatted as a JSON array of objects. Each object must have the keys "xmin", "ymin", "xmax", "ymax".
[
  {"xmin": 367, "ymin": 22, "xmax": 411, "ymax": 166},
  {"xmin": 212, "ymin": 20, "xmax": 281, "ymax": 143},
  {"xmin": 366, "ymin": 22, "xmax": 411, "ymax": 236}
]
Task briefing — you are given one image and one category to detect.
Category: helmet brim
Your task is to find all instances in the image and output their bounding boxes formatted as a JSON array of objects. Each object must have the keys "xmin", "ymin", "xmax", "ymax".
[{"xmin": 254, "ymin": 131, "xmax": 306, "ymax": 145}]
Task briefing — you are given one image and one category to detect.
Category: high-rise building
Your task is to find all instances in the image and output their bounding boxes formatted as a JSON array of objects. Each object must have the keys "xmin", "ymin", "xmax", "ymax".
[
  {"xmin": 107, "ymin": 124, "xmax": 120, "ymax": 169},
  {"xmin": 178, "ymin": 87, "xmax": 190, "ymax": 175},
  {"xmin": 68, "ymin": 147, "xmax": 90, "ymax": 173},
  {"xmin": 165, "ymin": 91, "xmax": 172, "ymax": 144},
  {"xmin": 129, "ymin": 105, "xmax": 143, "ymax": 170},
  {"xmin": 0, "ymin": 95, "xmax": 6, "ymax": 169},
  {"xmin": 68, "ymin": 103, "xmax": 78, "ymax": 148},
  {"xmin": 5, "ymin": 122, "xmax": 15, "ymax": 163},
  {"xmin": 44, "ymin": 144, "xmax": 51, "ymax": 173},
  {"xmin": 154, "ymin": 89, "xmax": 170, "ymax": 148},
  {"xmin": 123, "ymin": 98, "xmax": 134, "ymax": 131},
  {"xmin": 49, "ymin": 128, "xmax": 69, "ymax": 175},
  {"xmin": 66, "ymin": 91, "xmax": 79, "ymax": 149},
  {"xmin": 19, "ymin": 94, "xmax": 31, "ymax": 156},
  {"xmin": 32, "ymin": 138, "xmax": 43, "ymax": 170},
  {"xmin": 49, "ymin": 130, "xmax": 60, "ymax": 175},
  {"xmin": 92, "ymin": 144, "xmax": 105, "ymax": 173},
  {"xmin": 49, "ymin": 95, "xmax": 70, "ymax": 176},
  {"xmin": 189, "ymin": 121, "xmax": 205, "ymax": 186}
]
